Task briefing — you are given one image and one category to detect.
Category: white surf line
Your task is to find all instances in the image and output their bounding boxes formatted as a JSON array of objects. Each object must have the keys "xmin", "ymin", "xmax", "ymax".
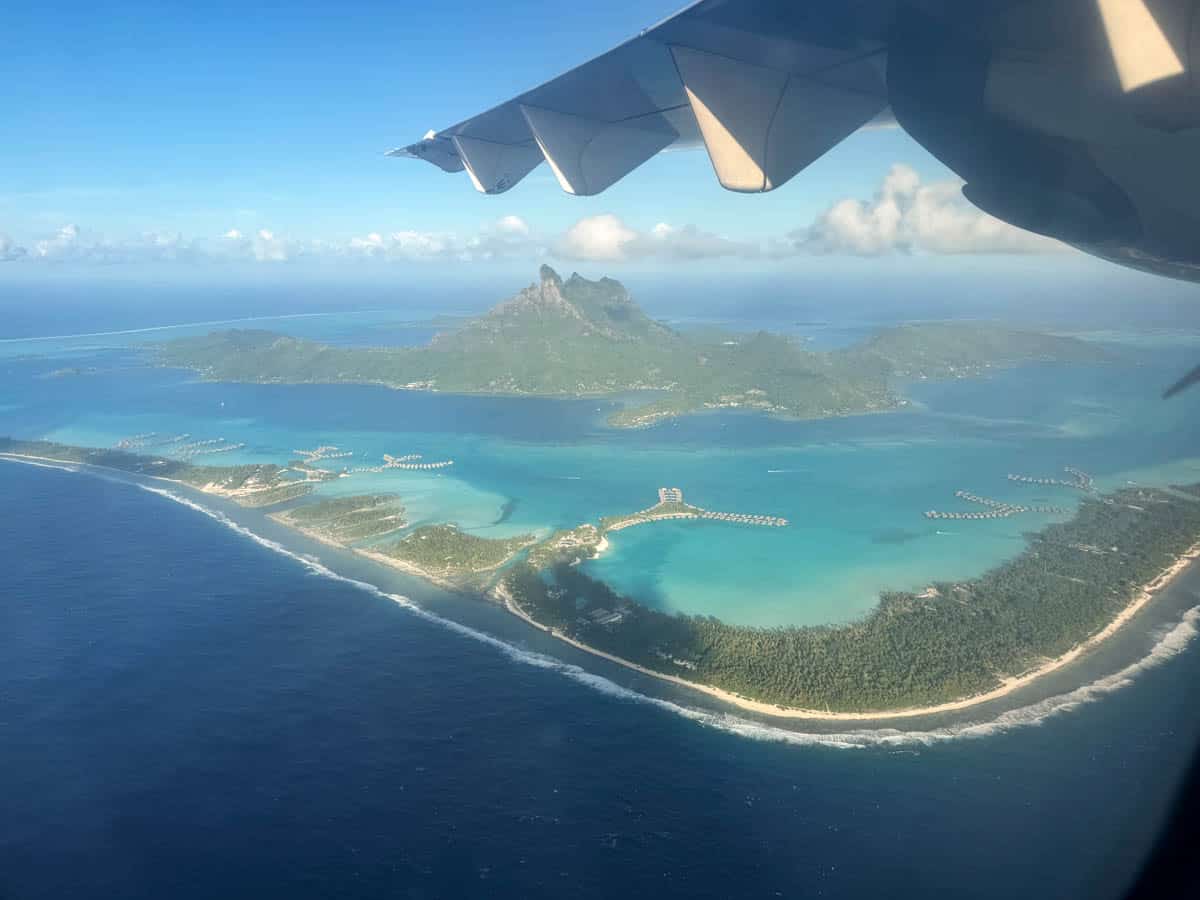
[
  {"xmin": 0, "ymin": 456, "xmax": 80, "ymax": 473},
  {"xmin": 6, "ymin": 454, "xmax": 1197, "ymax": 749},
  {"xmin": 0, "ymin": 311, "xmax": 353, "ymax": 344}
]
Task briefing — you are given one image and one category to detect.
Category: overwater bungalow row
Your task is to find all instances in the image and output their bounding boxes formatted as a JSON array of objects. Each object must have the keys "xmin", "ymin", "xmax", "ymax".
[
  {"xmin": 190, "ymin": 442, "xmax": 246, "ymax": 455},
  {"xmin": 293, "ymin": 445, "xmax": 353, "ymax": 463},
  {"xmin": 925, "ymin": 510, "xmax": 1016, "ymax": 520},
  {"xmin": 605, "ymin": 512, "xmax": 703, "ymax": 531},
  {"xmin": 146, "ymin": 434, "xmax": 190, "ymax": 447},
  {"xmin": 1007, "ymin": 474, "xmax": 1081, "ymax": 488},
  {"xmin": 1007, "ymin": 467, "xmax": 1094, "ymax": 491},
  {"xmin": 115, "ymin": 432, "xmax": 159, "ymax": 450},
  {"xmin": 176, "ymin": 438, "xmax": 226, "ymax": 452},
  {"xmin": 954, "ymin": 490, "xmax": 1017, "ymax": 508},
  {"xmin": 699, "ymin": 511, "xmax": 788, "ymax": 527}
]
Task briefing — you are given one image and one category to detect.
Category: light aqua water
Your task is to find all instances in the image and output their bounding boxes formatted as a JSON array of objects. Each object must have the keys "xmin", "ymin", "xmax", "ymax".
[{"xmin": 4, "ymin": 321, "xmax": 1199, "ymax": 627}]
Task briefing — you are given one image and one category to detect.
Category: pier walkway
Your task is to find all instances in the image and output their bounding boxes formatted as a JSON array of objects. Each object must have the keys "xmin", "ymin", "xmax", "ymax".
[
  {"xmin": 925, "ymin": 485, "xmax": 1070, "ymax": 521},
  {"xmin": 604, "ymin": 488, "xmax": 788, "ymax": 532},
  {"xmin": 1007, "ymin": 466, "xmax": 1094, "ymax": 491},
  {"xmin": 347, "ymin": 452, "xmax": 455, "ymax": 474}
]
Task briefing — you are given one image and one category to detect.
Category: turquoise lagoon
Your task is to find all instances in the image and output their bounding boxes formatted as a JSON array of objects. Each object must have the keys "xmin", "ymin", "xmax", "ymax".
[{"xmin": 4, "ymin": 317, "xmax": 1200, "ymax": 628}]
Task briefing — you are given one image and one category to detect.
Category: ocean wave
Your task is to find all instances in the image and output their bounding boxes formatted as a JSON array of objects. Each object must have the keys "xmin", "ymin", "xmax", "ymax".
[{"xmin": 116, "ymin": 482, "xmax": 1198, "ymax": 749}]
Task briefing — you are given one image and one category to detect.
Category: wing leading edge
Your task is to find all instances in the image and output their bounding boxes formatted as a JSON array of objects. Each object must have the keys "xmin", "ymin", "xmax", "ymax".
[{"xmin": 388, "ymin": 0, "xmax": 893, "ymax": 196}]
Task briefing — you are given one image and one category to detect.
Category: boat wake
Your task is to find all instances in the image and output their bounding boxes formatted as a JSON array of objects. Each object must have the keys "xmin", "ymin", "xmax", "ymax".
[
  {"xmin": 0, "ymin": 311, "xmax": 336, "ymax": 344},
  {"xmin": 37, "ymin": 475, "xmax": 1193, "ymax": 749}
]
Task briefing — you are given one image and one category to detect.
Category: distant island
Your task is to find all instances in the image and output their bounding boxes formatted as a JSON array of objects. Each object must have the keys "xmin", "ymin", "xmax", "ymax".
[
  {"xmin": 4, "ymin": 436, "xmax": 1199, "ymax": 720},
  {"xmin": 157, "ymin": 266, "xmax": 1107, "ymax": 428}
]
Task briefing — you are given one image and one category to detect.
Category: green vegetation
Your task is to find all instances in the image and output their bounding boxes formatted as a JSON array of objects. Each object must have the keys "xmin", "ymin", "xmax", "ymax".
[
  {"xmin": 504, "ymin": 486, "xmax": 1200, "ymax": 712},
  {"xmin": 274, "ymin": 494, "xmax": 408, "ymax": 542},
  {"xmin": 236, "ymin": 483, "xmax": 315, "ymax": 507},
  {"xmin": 526, "ymin": 524, "xmax": 604, "ymax": 570},
  {"xmin": 378, "ymin": 524, "xmax": 537, "ymax": 577},
  {"xmin": 159, "ymin": 266, "xmax": 1106, "ymax": 428},
  {"xmin": 857, "ymin": 322, "xmax": 1108, "ymax": 379},
  {"xmin": 0, "ymin": 438, "xmax": 316, "ymax": 507}
]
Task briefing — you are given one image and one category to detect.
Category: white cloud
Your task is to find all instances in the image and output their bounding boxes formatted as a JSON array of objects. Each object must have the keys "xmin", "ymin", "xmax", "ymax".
[
  {"xmin": 794, "ymin": 164, "xmax": 1063, "ymax": 256},
  {"xmin": 554, "ymin": 214, "xmax": 755, "ymax": 262},
  {"xmin": 340, "ymin": 216, "xmax": 535, "ymax": 262},
  {"xmin": 252, "ymin": 228, "xmax": 291, "ymax": 262},
  {"xmin": 494, "ymin": 214, "xmax": 529, "ymax": 237},
  {"xmin": 555, "ymin": 214, "xmax": 638, "ymax": 262},
  {"xmin": 18, "ymin": 224, "xmax": 201, "ymax": 264},
  {"xmin": 631, "ymin": 222, "xmax": 758, "ymax": 261},
  {"xmin": 211, "ymin": 227, "xmax": 299, "ymax": 263},
  {"xmin": 0, "ymin": 180, "xmax": 1064, "ymax": 270},
  {"xmin": 33, "ymin": 223, "xmax": 85, "ymax": 259},
  {"xmin": 0, "ymin": 232, "xmax": 26, "ymax": 261}
]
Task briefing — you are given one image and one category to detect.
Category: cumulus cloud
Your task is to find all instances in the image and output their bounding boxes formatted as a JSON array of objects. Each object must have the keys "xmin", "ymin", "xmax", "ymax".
[
  {"xmin": 213, "ymin": 227, "xmax": 281, "ymax": 262},
  {"xmin": 0, "ymin": 232, "xmax": 26, "ymax": 261},
  {"xmin": 0, "ymin": 180, "xmax": 1063, "ymax": 269},
  {"xmin": 793, "ymin": 164, "xmax": 1063, "ymax": 256},
  {"xmin": 555, "ymin": 214, "xmax": 637, "ymax": 262},
  {"xmin": 8, "ymin": 222, "xmax": 498, "ymax": 266},
  {"xmin": 344, "ymin": 229, "xmax": 452, "ymax": 260},
  {"xmin": 33, "ymin": 223, "xmax": 87, "ymax": 259},
  {"xmin": 337, "ymin": 216, "xmax": 538, "ymax": 262},
  {"xmin": 493, "ymin": 214, "xmax": 529, "ymax": 237},
  {"xmin": 7, "ymin": 223, "xmax": 203, "ymax": 264},
  {"xmin": 633, "ymin": 222, "xmax": 758, "ymax": 261},
  {"xmin": 553, "ymin": 214, "xmax": 756, "ymax": 262}
]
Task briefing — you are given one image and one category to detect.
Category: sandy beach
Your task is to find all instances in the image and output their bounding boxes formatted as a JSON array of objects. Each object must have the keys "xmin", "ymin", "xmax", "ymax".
[
  {"xmin": 353, "ymin": 547, "xmax": 466, "ymax": 592},
  {"xmin": 494, "ymin": 542, "xmax": 1200, "ymax": 722}
]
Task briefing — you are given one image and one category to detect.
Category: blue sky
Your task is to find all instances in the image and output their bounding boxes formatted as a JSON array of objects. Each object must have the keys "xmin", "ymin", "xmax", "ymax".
[{"xmin": 0, "ymin": 0, "xmax": 1174, "ymax": 290}]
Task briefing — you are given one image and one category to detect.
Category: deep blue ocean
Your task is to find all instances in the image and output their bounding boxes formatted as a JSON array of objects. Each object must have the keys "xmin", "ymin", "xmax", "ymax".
[{"xmin": 5, "ymin": 461, "xmax": 1200, "ymax": 899}]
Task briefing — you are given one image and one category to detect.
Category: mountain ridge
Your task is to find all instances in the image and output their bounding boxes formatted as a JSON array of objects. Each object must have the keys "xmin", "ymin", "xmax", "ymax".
[{"xmin": 158, "ymin": 267, "xmax": 1108, "ymax": 427}]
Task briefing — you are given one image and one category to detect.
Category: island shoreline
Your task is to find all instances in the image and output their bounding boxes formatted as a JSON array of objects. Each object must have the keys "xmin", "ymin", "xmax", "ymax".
[
  {"xmin": 493, "ymin": 544, "xmax": 1200, "ymax": 722},
  {"xmin": 4, "ymin": 449, "xmax": 1197, "ymax": 723}
]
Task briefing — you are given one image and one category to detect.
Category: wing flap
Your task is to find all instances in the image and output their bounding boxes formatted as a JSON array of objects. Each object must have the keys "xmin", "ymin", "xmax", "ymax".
[
  {"xmin": 673, "ymin": 45, "xmax": 886, "ymax": 192},
  {"xmin": 520, "ymin": 105, "xmax": 679, "ymax": 196},
  {"xmin": 451, "ymin": 135, "xmax": 544, "ymax": 195},
  {"xmin": 391, "ymin": 0, "xmax": 893, "ymax": 195}
]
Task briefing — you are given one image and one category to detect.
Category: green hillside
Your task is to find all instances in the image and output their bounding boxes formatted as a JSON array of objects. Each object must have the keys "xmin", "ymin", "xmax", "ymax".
[{"xmin": 159, "ymin": 266, "xmax": 1106, "ymax": 427}]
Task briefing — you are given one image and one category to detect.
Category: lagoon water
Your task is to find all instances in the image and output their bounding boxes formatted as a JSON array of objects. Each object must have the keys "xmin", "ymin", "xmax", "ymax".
[
  {"xmin": 4, "ymin": 282, "xmax": 1200, "ymax": 897},
  {"xmin": 3, "ymin": 312, "xmax": 1200, "ymax": 627}
]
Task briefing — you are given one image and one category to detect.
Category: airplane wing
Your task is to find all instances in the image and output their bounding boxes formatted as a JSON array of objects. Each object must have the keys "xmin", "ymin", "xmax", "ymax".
[
  {"xmin": 390, "ymin": 0, "xmax": 1200, "ymax": 291},
  {"xmin": 388, "ymin": 0, "xmax": 893, "ymax": 196}
]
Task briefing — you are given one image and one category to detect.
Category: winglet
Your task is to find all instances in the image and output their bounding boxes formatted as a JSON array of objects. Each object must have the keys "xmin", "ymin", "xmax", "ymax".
[{"xmin": 386, "ymin": 132, "xmax": 465, "ymax": 173}]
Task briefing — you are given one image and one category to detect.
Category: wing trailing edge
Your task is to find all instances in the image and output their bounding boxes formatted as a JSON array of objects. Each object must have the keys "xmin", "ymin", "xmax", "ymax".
[{"xmin": 388, "ymin": 0, "xmax": 891, "ymax": 196}]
